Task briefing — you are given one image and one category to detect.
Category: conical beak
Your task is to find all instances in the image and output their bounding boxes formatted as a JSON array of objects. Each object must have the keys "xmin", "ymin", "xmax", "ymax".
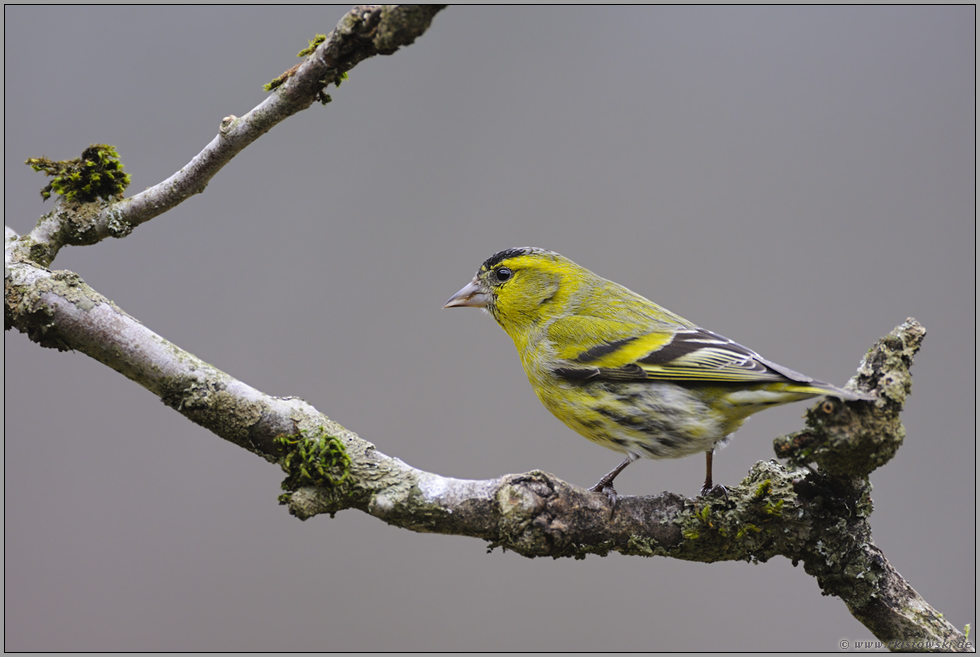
[{"xmin": 444, "ymin": 277, "xmax": 490, "ymax": 308}]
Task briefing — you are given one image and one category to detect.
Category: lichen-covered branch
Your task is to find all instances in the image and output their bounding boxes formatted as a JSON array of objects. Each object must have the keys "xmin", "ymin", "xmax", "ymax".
[
  {"xmin": 3, "ymin": 238, "xmax": 971, "ymax": 651},
  {"xmin": 16, "ymin": 4, "xmax": 445, "ymax": 267}
]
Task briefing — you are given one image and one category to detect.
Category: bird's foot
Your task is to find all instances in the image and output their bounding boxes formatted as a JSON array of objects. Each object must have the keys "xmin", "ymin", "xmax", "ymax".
[
  {"xmin": 700, "ymin": 482, "xmax": 729, "ymax": 499},
  {"xmin": 589, "ymin": 482, "xmax": 619, "ymax": 511}
]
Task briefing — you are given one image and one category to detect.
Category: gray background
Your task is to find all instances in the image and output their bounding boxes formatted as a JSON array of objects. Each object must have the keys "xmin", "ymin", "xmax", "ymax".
[{"xmin": 4, "ymin": 6, "xmax": 974, "ymax": 651}]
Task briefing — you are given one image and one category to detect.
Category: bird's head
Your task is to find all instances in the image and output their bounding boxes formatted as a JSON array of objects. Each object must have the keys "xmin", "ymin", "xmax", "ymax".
[{"xmin": 444, "ymin": 247, "xmax": 589, "ymax": 340}]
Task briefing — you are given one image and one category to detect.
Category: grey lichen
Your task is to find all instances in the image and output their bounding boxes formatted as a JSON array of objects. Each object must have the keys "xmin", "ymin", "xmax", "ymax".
[
  {"xmin": 6, "ymin": 269, "xmax": 108, "ymax": 351},
  {"xmin": 666, "ymin": 460, "xmax": 811, "ymax": 564},
  {"xmin": 372, "ymin": 5, "xmax": 443, "ymax": 54},
  {"xmin": 104, "ymin": 206, "xmax": 134, "ymax": 238},
  {"xmin": 159, "ymin": 375, "xmax": 264, "ymax": 449},
  {"xmin": 774, "ymin": 318, "xmax": 923, "ymax": 479}
]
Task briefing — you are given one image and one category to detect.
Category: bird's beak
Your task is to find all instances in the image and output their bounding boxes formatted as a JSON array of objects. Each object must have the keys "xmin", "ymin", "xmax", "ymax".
[{"xmin": 444, "ymin": 277, "xmax": 489, "ymax": 309}]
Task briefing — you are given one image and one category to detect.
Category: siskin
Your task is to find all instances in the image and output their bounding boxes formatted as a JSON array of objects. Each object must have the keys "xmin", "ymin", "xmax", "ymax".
[{"xmin": 445, "ymin": 247, "xmax": 873, "ymax": 503}]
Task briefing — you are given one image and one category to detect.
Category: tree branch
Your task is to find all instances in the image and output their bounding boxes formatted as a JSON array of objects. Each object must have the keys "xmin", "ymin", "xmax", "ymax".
[
  {"xmin": 4, "ymin": 235, "xmax": 971, "ymax": 651},
  {"xmin": 19, "ymin": 4, "xmax": 445, "ymax": 268}
]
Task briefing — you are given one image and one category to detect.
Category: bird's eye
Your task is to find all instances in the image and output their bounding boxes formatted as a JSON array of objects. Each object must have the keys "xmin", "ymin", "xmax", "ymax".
[{"xmin": 496, "ymin": 267, "xmax": 513, "ymax": 282}]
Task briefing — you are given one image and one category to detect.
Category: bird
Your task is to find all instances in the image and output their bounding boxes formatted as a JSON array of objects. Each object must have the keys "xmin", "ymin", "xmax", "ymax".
[{"xmin": 444, "ymin": 246, "xmax": 872, "ymax": 504}]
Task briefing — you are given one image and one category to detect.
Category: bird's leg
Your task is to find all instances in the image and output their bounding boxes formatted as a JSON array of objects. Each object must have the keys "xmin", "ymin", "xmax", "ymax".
[
  {"xmin": 702, "ymin": 450, "xmax": 714, "ymax": 493},
  {"xmin": 700, "ymin": 450, "xmax": 728, "ymax": 498},
  {"xmin": 589, "ymin": 453, "xmax": 639, "ymax": 508}
]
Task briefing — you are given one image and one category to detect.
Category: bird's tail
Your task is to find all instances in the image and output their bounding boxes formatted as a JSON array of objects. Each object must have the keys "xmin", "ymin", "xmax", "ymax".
[{"xmin": 783, "ymin": 379, "xmax": 874, "ymax": 402}]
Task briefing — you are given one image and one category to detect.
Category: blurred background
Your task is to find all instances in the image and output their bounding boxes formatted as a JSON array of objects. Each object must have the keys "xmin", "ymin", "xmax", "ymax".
[{"xmin": 4, "ymin": 6, "xmax": 974, "ymax": 651}]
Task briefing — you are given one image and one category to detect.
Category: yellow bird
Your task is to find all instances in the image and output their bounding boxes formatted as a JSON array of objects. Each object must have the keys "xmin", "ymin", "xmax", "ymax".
[{"xmin": 445, "ymin": 247, "xmax": 872, "ymax": 503}]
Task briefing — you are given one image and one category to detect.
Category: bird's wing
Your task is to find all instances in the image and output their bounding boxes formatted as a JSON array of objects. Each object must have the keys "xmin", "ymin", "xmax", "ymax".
[{"xmin": 553, "ymin": 327, "xmax": 813, "ymax": 385}]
